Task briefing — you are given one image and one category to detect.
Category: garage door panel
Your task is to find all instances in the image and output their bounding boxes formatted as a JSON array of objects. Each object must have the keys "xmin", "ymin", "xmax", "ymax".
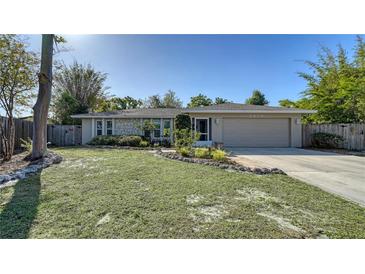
[{"xmin": 223, "ymin": 118, "xmax": 290, "ymax": 147}]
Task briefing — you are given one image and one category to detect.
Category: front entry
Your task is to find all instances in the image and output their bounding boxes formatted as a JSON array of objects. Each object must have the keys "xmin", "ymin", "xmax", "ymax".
[{"xmin": 195, "ymin": 118, "xmax": 209, "ymax": 141}]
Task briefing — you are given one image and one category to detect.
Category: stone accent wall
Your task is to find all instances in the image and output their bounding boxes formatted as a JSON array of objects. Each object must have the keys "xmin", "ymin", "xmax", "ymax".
[{"xmin": 114, "ymin": 119, "xmax": 142, "ymax": 136}]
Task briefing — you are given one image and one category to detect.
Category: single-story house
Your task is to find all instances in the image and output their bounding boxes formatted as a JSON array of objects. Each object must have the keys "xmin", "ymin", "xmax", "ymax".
[{"xmin": 71, "ymin": 103, "xmax": 316, "ymax": 148}]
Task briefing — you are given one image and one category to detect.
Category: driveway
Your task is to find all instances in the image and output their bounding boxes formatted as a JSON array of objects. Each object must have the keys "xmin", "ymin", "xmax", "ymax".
[{"xmin": 228, "ymin": 148, "xmax": 365, "ymax": 207}]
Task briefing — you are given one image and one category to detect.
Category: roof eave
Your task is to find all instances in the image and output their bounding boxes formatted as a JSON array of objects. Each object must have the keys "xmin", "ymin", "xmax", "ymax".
[{"xmin": 184, "ymin": 110, "xmax": 317, "ymax": 114}]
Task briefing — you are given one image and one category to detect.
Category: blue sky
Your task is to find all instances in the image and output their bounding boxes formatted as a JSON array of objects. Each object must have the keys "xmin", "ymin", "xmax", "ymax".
[{"xmin": 27, "ymin": 34, "xmax": 360, "ymax": 107}]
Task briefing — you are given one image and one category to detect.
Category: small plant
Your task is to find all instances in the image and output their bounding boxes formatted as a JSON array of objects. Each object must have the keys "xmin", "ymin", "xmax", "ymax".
[
  {"xmin": 311, "ymin": 132, "xmax": 344, "ymax": 149},
  {"xmin": 139, "ymin": 140, "xmax": 149, "ymax": 147},
  {"xmin": 194, "ymin": 148, "xmax": 211, "ymax": 158},
  {"xmin": 88, "ymin": 135, "xmax": 120, "ymax": 146},
  {"xmin": 174, "ymin": 129, "xmax": 200, "ymax": 149},
  {"xmin": 20, "ymin": 137, "xmax": 32, "ymax": 152},
  {"xmin": 211, "ymin": 149, "xmax": 226, "ymax": 161},
  {"xmin": 177, "ymin": 147, "xmax": 191, "ymax": 157}
]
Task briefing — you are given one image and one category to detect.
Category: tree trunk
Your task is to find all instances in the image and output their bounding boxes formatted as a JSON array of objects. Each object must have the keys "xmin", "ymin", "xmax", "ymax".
[
  {"xmin": 32, "ymin": 34, "xmax": 54, "ymax": 160},
  {"xmin": 0, "ymin": 116, "xmax": 15, "ymax": 161}
]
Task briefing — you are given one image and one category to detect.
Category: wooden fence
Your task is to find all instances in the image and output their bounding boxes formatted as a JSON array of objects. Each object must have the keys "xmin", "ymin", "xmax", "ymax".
[
  {"xmin": 302, "ymin": 123, "xmax": 365, "ymax": 151},
  {"xmin": 0, "ymin": 116, "xmax": 82, "ymax": 152}
]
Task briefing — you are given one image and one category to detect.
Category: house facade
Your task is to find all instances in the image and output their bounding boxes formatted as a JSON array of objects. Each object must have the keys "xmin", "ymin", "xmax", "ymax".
[{"xmin": 71, "ymin": 103, "xmax": 315, "ymax": 147}]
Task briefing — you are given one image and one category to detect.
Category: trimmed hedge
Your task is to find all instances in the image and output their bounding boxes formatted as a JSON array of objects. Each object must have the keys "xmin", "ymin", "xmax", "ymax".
[
  {"xmin": 88, "ymin": 135, "xmax": 143, "ymax": 147},
  {"xmin": 311, "ymin": 132, "xmax": 344, "ymax": 148}
]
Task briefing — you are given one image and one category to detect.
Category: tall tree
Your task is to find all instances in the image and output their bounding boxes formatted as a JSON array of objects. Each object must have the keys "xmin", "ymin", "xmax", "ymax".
[
  {"xmin": 52, "ymin": 62, "xmax": 109, "ymax": 123},
  {"xmin": 280, "ymin": 36, "xmax": 365, "ymax": 123},
  {"xmin": 187, "ymin": 93, "xmax": 213, "ymax": 108},
  {"xmin": 32, "ymin": 34, "xmax": 54, "ymax": 160},
  {"xmin": 98, "ymin": 96, "xmax": 143, "ymax": 112},
  {"xmin": 144, "ymin": 94, "xmax": 163, "ymax": 108},
  {"xmin": 245, "ymin": 90, "xmax": 269, "ymax": 105},
  {"xmin": 162, "ymin": 90, "xmax": 182, "ymax": 108},
  {"xmin": 0, "ymin": 35, "xmax": 38, "ymax": 161},
  {"xmin": 214, "ymin": 97, "xmax": 230, "ymax": 104}
]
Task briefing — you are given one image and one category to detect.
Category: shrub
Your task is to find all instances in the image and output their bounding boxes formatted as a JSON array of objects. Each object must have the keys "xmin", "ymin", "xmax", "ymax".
[
  {"xmin": 177, "ymin": 147, "xmax": 191, "ymax": 157},
  {"xmin": 174, "ymin": 129, "xmax": 200, "ymax": 149},
  {"xmin": 194, "ymin": 148, "xmax": 211, "ymax": 158},
  {"xmin": 20, "ymin": 137, "xmax": 32, "ymax": 152},
  {"xmin": 311, "ymin": 132, "xmax": 344, "ymax": 148},
  {"xmin": 88, "ymin": 135, "xmax": 120, "ymax": 146},
  {"xmin": 118, "ymin": 136, "xmax": 142, "ymax": 147},
  {"xmin": 175, "ymin": 113, "xmax": 191, "ymax": 130},
  {"xmin": 211, "ymin": 149, "xmax": 226, "ymax": 161},
  {"xmin": 139, "ymin": 140, "xmax": 149, "ymax": 147}
]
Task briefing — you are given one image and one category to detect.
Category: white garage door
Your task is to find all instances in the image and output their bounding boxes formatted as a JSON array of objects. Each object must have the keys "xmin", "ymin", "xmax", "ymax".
[{"xmin": 223, "ymin": 118, "xmax": 290, "ymax": 147}]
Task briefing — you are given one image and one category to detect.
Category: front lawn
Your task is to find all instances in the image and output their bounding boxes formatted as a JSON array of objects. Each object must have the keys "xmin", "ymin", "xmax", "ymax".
[{"xmin": 1, "ymin": 147, "xmax": 364, "ymax": 239}]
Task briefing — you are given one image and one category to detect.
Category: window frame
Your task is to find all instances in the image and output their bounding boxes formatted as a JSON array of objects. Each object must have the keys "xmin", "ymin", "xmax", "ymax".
[
  {"xmin": 163, "ymin": 119, "xmax": 171, "ymax": 137},
  {"xmin": 96, "ymin": 120, "xmax": 103, "ymax": 136},
  {"xmin": 153, "ymin": 118, "xmax": 161, "ymax": 138},
  {"xmin": 106, "ymin": 120, "xmax": 113, "ymax": 136}
]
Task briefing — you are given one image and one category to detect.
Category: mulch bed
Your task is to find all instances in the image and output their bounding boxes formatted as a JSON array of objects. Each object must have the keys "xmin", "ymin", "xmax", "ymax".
[
  {"xmin": 0, "ymin": 151, "xmax": 30, "ymax": 175},
  {"xmin": 156, "ymin": 150, "xmax": 285, "ymax": 175}
]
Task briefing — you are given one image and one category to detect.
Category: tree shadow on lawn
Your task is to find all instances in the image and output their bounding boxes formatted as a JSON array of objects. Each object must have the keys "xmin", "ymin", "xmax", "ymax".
[{"xmin": 0, "ymin": 173, "xmax": 41, "ymax": 239}]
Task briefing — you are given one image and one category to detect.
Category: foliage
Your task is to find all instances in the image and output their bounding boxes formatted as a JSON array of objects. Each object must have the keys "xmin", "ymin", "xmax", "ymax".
[
  {"xmin": 0, "ymin": 35, "xmax": 39, "ymax": 161},
  {"xmin": 144, "ymin": 90, "xmax": 183, "ymax": 108},
  {"xmin": 20, "ymin": 137, "xmax": 32, "ymax": 152},
  {"xmin": 211, "ymin": 149, "xmax": 227, "ymax": 161},
  {"xmin": 162, "ymin": 90, "xmax": 182, "ymax": 108},
  {"xmin": 214, "ymin": 97, "xmax": 230, "ymax": 104},
  {"xmin": 177, "ymin": 146, "xmax": 191, "ymax": 157},
  {"xmin": 245, "ymin": 90, "xmax": 269, "ymax": 105},
  {"xmin": 97, "ymin": 96, "xmax": 143, "ymax": 112},
  {"xmin": 88, "ymin": 135, "xmax": 143, "ymax": 147},
  {"xmin": 175, "ymin": 113, "xmax": 191, "ymax": 130},
  {"xmin": 194, "ymin": 148, "xmax": 211, "ymax": 158},
  {"xmin": 139, "ymin": 140, "xmax": 149, "ymax": 147},
  {"xmin": 311, "ymin": 132, "xmax": 344, "ymax": 149},
  {"xmin": 187, "ymin": 93, "xmax": 213, "ymax": 108},
  {"xmin": 174, "ymin": 129, "xmax": 200, "ymax": 149},
  {"xmin": 52, "ymin": 91, "xmax": 87, "ymax": 125},
  {"xmin": 280, "ymin": 36, "xmax": 365, "ymax": 123},
  {"xmin": 52, "ymin": 62, "xmax": 109, "ymax": 123}
]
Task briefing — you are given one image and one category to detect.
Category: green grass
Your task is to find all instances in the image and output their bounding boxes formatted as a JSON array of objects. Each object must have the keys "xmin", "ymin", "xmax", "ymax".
[{"xmin": 1, "ymin": 147, "xmax": 364, "ymax": 239}]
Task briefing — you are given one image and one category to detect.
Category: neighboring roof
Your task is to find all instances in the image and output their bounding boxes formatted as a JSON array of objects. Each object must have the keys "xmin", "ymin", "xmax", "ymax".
[
  {"xmin": 71, "ymin": 103, "xmax": 316, "ymax": 119},
  {"xmin": 71, "ymin": 108, "xmax": 184, "ymax": 119},
  {"xmin": 184, "ymin": 103, "xmax": 316, "ymax": 114}
]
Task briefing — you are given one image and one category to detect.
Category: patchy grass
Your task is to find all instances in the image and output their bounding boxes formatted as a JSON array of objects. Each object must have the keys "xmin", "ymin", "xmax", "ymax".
[{"xmin": 1, "ymin": 147, "xmax": 364, "ymax": 239}]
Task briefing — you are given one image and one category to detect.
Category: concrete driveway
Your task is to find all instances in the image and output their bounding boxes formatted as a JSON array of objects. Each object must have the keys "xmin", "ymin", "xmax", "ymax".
[{"xmin": 228, "ymin": 148, "xmax": 365, "ymax": 207}]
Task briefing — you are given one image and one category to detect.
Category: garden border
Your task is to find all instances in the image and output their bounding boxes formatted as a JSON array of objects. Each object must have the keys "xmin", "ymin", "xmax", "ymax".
[{"xmin": 155, "ymin": 150, "xmax": 285, "ymax": 175}]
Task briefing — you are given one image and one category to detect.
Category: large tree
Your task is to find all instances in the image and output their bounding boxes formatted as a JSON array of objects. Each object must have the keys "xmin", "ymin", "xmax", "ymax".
[
  {"xmin": 280, "ymin": 36, "xmax": 365, "ymax": 123},
  {"xmin": 214, "ymin": 97, "xmax": 230, "ymax": 104},
  {"xmin": 187, "ymin": 93, "xmax": 213, "ymax": 108},
  {"xmin": 245, "ymin": 90, "xmax": 269, "ymax": 105},
  {"xmin": 32, "ymin": 34, "xmax": 54, "ymax": 160},
  {"xmin": 98, "ymin": 96, "xmax": 143, "ymax": 112},
  {"xmin": 0, "ymin": 35, "xmax": 38, "ymax": 161},
  {"xmin": 144, "ymin": 90, "xmax": 183, "ymax": 108},
  {"xmin": 52, "ymin": 62, "xmax": 109, "ymax": 123}
]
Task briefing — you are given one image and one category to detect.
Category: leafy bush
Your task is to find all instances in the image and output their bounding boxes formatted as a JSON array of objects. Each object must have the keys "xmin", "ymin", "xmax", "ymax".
[
  {"xmin": 311, "ymin": 132, "xmax": 344, "ymax": 148},
  {"xmin": 175, "ymin": 113, "xmax": 191, "ymax": 130},
  {"xmin": 211, "ymin": 149, "xmax": 226, "ymax": 161},
  {"xmin": 174, "ymin": 129, "xmax": 200, "ymax": 149},
  {"xmin": 139, "ymin": 140, "xmax": 149, "ymax": 147},
  {"xmin": 20, "ymin": 137, "xmax": 32, "ymax": 152},
  {"xmin": 177, "ymin": 147, "xmax": 191, "ymax": 157},
  {"xmin": 88, "ymin": 135, "xmax": 142, "ymax": 147},
  {"xmin": 88, "ymin": 135, "xmax": 120, "ymax": 146},
  {"xmin": 118, "ymin": 136, "xmax": 142, "ymax": 147},
  {"xmin": 194, "ymin": 148, "xmax": 211, "ymax": 158}
]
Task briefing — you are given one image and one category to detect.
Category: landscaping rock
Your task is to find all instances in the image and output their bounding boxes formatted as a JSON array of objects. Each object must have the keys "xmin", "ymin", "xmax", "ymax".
[
  {"xmin": 156, "ymin": 150, "xmax": 285, "ymax": 175},
  {"xmin": 0, "ymin": 152, "xmax": 63, "ymax": 187}
]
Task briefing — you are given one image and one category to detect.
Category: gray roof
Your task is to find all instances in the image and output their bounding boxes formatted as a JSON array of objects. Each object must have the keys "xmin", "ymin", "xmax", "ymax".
[
  {"xmin": 71, "ymin": 108, "xmax": 184, "ymax": 119},
  {"xmin": 71, "ymin": 103, "xmax": 315, "ymax": 119},
  {"xmin": 184, "ymin": 103, "xmax": 316, "ymax": 114}
]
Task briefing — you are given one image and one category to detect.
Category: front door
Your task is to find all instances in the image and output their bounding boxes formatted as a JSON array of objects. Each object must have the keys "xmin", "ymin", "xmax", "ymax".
[{"xmin": 196, "ymin": 118, "xmax": 208, "ymax": 141}]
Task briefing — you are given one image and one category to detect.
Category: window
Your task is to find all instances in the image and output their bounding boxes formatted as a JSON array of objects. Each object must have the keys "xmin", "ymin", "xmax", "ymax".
[
  {"xmin": 106, "ymin": 120, "xmax": 113, "ymax": 135},
  {"xmin": 153, "ymin": 119, "xmax": 161, "ymax": 138},
  {"xmin": 195, "ymin": 118, "xmax": 208, "ymax": 141},
  {"xmin": 163, "ymin": 119, "xmax": 171, "ymax": 137},
  {"xmin": 96, "ymin": 120, "xmax": 103, "ymax": 136}
]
